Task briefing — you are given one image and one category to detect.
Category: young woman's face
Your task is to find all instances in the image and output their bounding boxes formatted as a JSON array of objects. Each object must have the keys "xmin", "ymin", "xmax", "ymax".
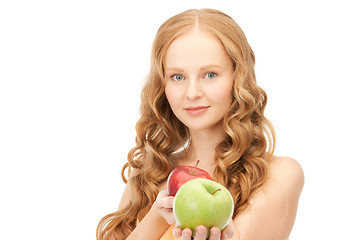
[{"xmin": 164, "ymin": 30, "xmax": 234, "ymax": 132}]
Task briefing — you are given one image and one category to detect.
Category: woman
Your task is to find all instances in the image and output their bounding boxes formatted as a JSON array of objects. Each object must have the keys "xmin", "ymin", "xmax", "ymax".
[{"xmin": 97, "ymin": 8, "xmax": 304, "ymax": 240}]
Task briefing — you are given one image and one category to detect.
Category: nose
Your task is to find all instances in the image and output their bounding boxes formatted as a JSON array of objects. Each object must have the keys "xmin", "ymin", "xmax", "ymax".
[{"xmin": 185, "ymin": 78, "xmax": 203, "ymax": 100}]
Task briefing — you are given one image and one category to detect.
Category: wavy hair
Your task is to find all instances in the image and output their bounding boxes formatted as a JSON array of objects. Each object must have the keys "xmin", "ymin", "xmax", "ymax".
[{"xmin": 97, "ymin": 8, "xmax": 275, "ymax": 239}]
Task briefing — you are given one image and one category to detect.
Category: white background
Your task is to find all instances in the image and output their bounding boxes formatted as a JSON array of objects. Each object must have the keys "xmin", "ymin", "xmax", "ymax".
[{"xmin": 1, "ymin": 0, "xmax": 359, "ymax": 239}]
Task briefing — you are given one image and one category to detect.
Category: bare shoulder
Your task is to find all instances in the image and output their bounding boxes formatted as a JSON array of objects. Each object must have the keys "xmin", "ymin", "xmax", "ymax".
[
  {"xmin": 245, "ymin": 155, "xmax": 305, "ymax": 207},
  {"xmin": 267, "ymin": 156, "xmax": 304, "ymax": 193},
  {"xmin": 232, "ymin": 156, "xmax": 304, "ymax": 239}
]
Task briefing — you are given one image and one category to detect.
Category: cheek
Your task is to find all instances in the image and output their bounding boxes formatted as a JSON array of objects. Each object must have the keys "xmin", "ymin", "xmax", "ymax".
[
  {"xmin": 208, "ymin": 81, "xmax": 233, "ymax": 105},
  {"xmin": 165, "ymin": 85, "xmax": 181, "ymax": 107}
]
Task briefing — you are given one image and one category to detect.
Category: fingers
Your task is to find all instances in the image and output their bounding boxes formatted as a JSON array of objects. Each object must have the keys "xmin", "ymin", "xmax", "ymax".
[
  {"xmin": 193, "ymin": 225, "xmax": 207, "ymax": 240},
  {"xmin": 208, "ymin": 227, "xmax": 221, "ymax": 240},
  {"xmin": 220, "ymin": 221, "xmax": 234, "ymax": 240},
  {"xmin": 173, "ymin": 226, "xmax": 182, "ymax": 238},
  {"xmin": 180, "ymin": 228, "xmax": 192, "ymax": 240},
  {"xmin": 155, "ymin": 190, "xmax": 175, "ymax": 225},
  {"xmin": 156, "ymin": 190, "xmax": 174, "ymax": 209},
  {"xmin": 174, "ymin": 224, "xmax": 233, "ymax": 240}
]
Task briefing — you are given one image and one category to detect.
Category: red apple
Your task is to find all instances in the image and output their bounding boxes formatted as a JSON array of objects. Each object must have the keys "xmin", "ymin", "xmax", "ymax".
[{"xmin": 167, "ymin": 160, "xmax": 213, "ymax": 196}]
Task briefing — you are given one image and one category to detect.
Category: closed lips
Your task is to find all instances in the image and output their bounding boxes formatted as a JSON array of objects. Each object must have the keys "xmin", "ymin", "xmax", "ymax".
[{"xmin": 184, "ymin": 106, "xmax": 210, "ymax": 110}]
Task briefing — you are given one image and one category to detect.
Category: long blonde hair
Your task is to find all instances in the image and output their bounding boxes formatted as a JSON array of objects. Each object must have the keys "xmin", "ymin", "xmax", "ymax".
[{"xmin": 97, "ymin": 8, "xmax": 275, "ymax": 240}]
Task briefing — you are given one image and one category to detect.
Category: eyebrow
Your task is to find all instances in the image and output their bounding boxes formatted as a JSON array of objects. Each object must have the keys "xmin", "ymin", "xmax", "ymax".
[{"xmin": 166, "ymin": 64, "xmax": 223, "ymax": 72}]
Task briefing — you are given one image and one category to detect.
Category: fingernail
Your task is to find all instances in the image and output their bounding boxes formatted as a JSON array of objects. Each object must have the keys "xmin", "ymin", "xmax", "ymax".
[
  {"xmin": 198, "ymin": 230, "xmax": 206, "ymax": 235},
  {"xmin": 212, "ymin": 230, "xmax": 220, "ymax": 236},
  {"xmin": 183, "ymin": 232, "xmax": 190, "ymax": 237}
]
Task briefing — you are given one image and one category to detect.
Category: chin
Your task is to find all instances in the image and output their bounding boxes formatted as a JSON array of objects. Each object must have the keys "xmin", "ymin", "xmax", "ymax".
[{"xmin": 184, "ymin": 122, "xmax": 222, "ymax": 132}]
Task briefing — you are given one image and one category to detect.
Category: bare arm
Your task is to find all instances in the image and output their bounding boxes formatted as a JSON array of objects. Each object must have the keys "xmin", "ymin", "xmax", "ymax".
[
  {"xmin": 126, "ymin": 202, "xmax": 171, "ymax": 240},
  {"xmin": 230, "ymin": 156, "xmax": 304, "ymax": 240},
  {"xmin": 108, "ymin": 169, "xmax": 172, "ymax": 240}
]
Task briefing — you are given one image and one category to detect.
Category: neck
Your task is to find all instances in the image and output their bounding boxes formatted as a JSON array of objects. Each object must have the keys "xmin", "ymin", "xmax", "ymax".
[{"xmin": 187, "ymin": 123, "xmax": 226, "ymax": 167}]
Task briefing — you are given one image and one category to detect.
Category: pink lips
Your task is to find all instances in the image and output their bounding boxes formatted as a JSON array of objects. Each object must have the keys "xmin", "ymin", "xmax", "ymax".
[{"xmin": 184, "ymin": 106, "xmax": 210, "ymax": 116}]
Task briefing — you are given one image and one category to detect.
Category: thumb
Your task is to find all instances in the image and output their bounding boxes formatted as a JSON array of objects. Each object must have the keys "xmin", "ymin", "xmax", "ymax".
[
  {"xmin": 156, "ymin": 190, "xmax": 174, "ymax": 209},
  {"xmin": 163, "ymin": 196, "xmax": 174, "ymax": 209},
  {"xmin": 168, "ymin": 198, "xmax": 174, "ymax": 208}
]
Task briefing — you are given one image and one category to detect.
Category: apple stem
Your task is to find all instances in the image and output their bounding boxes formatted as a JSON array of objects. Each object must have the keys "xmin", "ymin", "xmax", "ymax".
[
  {"xmin": 190, "ymin": 160, "xmax": 200, "ymax": 175},
  {"xmin": 211, "ymin": 188, "xmax": 222, "ymax": 195},
  {"xmin": 194, "ymin": 160, "xmax": 200, "ymax": 171}
]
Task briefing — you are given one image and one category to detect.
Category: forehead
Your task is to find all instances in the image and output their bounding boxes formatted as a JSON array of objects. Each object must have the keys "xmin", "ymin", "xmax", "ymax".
[{"xmin": 165, "ymin": 30, "xmax": 231, "ymax": 70}]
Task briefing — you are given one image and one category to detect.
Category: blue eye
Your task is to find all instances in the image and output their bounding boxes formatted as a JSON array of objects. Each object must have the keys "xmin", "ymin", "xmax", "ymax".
[
  {"xmin": 205, "ymin": 72, "xmax": 217, "ymax": 79},
  {"xmin": 171, "ymin": 74, "xmax": 184, "ymax": 81}
]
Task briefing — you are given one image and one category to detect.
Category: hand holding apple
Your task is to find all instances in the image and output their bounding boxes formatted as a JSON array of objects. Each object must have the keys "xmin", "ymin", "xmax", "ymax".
[
  {"xmin": 173, "ymin": 178, "xmax": 234, "ymax": 238},
  {"xmin": 172, "ymin": 220, "xmax": 235, "ymax": 239},
  {"xmin": 154, "ymin": 190, "xmax": 176, "ymax": 225}
]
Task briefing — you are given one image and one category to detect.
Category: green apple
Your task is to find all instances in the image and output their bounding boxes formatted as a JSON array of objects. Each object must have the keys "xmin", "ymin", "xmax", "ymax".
[{"xmin": 173, "ymin": 178, "xmax": 234, "ymax": 237}]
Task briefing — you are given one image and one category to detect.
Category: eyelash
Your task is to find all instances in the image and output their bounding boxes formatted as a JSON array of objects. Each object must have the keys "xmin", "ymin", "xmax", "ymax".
[
  {"xmin": 170, "ymin": 72, "xmax": 217, "ymax": 81},
  {"xmin": 170, "ymin": 74, "xmax": 184, "ymax": 82},
  {"xmin": 204, "ymin": 72, "xmax": 217, "ymax": 79}
]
